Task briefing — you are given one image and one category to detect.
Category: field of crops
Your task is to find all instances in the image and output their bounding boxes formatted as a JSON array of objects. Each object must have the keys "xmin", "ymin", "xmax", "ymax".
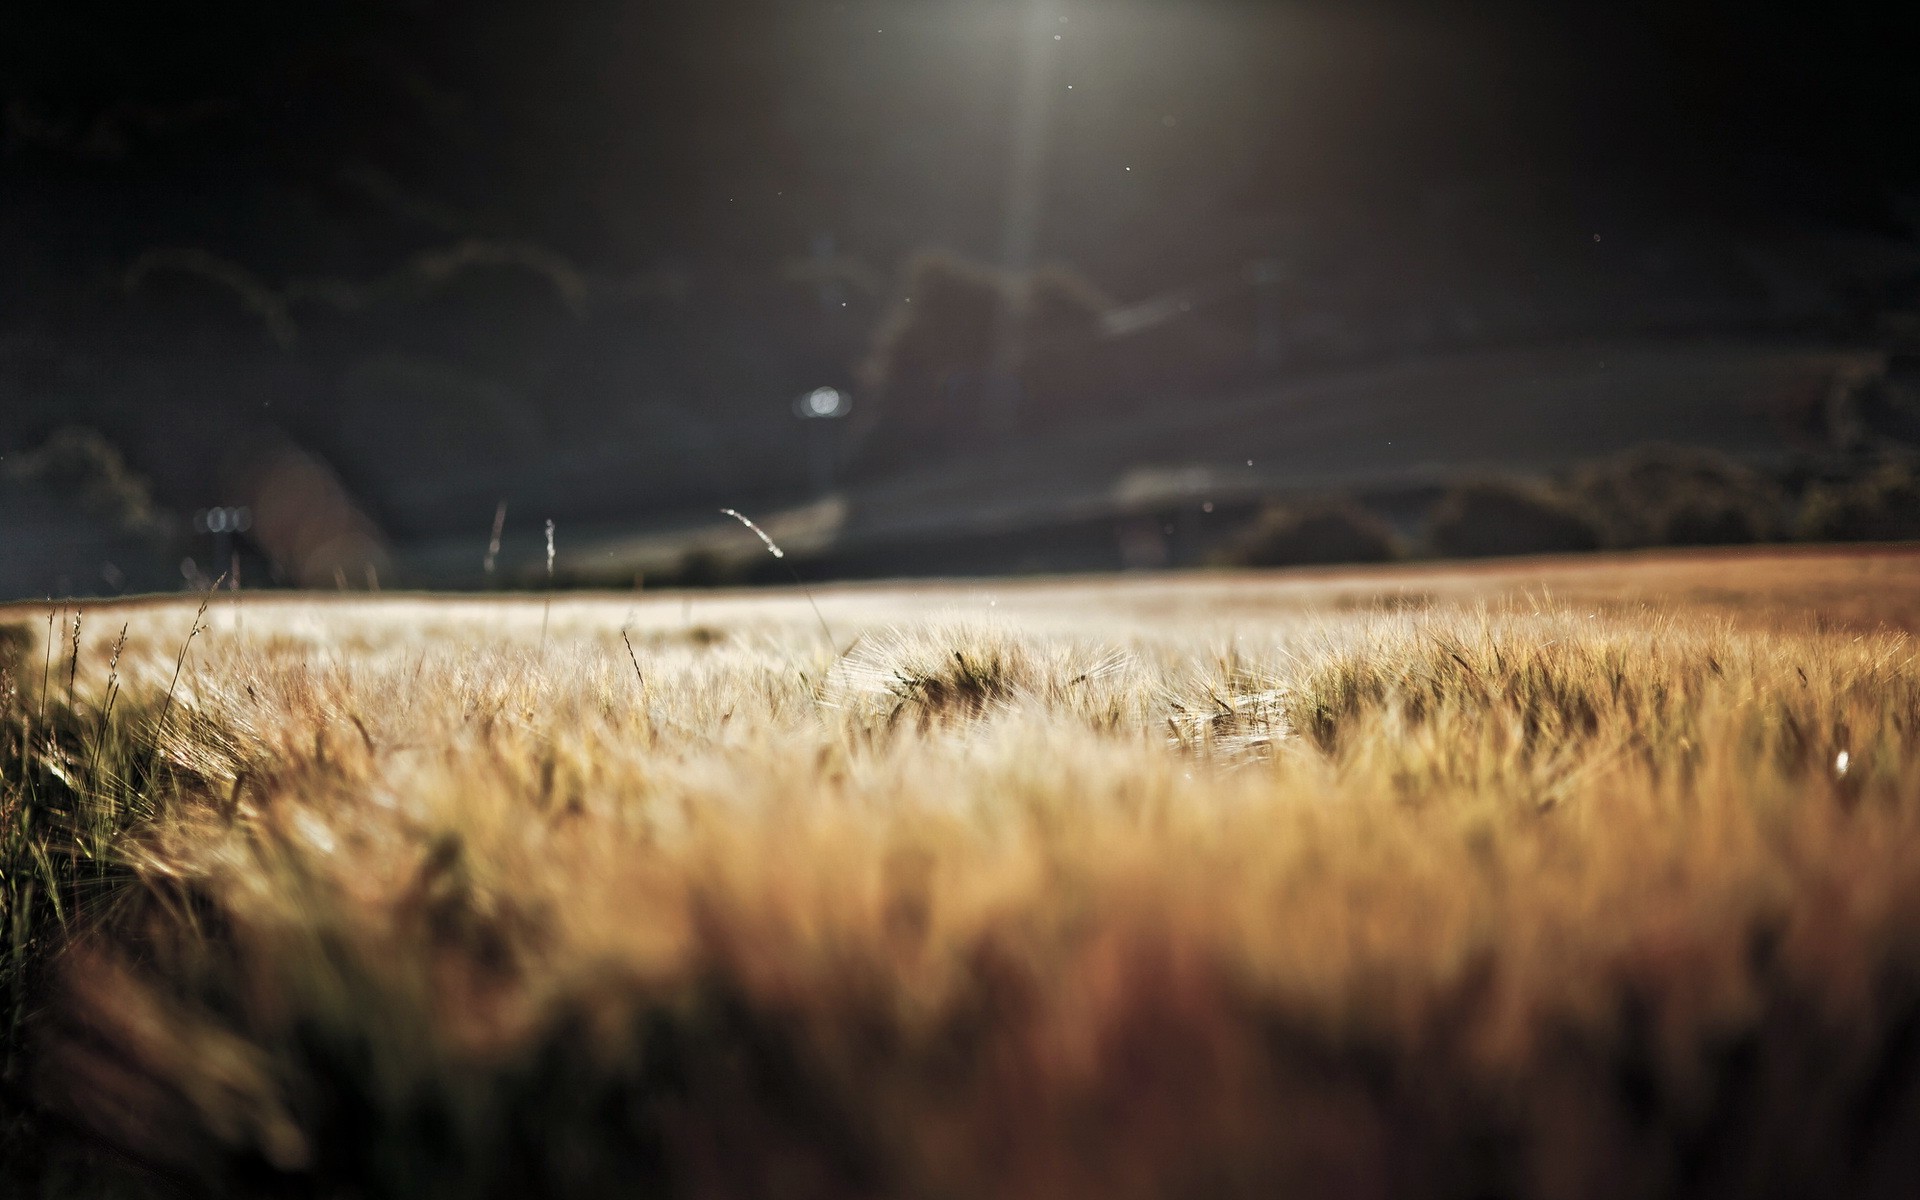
[{"xmin": 6, "ymin": 547, "xmax": 1920, "ymax": 1198}]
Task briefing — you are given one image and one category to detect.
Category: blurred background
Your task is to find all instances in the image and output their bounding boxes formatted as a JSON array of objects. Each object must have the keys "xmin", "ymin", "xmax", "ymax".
[{"xmin": 3, "ymin": 0, "xmax": 1919, "ymax": 598}]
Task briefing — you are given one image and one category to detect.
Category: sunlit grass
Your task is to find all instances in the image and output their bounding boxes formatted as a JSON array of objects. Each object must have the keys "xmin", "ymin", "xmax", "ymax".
[{"xmin": 6, "ymin": 551, "xmax": 1920, "ymax": 1197}]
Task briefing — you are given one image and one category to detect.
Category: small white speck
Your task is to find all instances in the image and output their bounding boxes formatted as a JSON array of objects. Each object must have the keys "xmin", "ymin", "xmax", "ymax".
[
  {"xmin": 1202, "ymin": 502, "xmax": 1214, "ymax": 513},
  {"xmin": 1246, "ymin": 459, "xmax": 1253, "ymax": 467},
  {"xmin": 1836, "ymin": 750, "xmax": 1851, "ymax": 776},
  {"xmin": 1054, "ymin": 34, "xmax": 1062, "ymax": 40}
]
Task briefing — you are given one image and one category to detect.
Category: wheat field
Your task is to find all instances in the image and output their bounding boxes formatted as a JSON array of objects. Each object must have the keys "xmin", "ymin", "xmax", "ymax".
[{"xmin": 6, "ymin": 547, "xmax": 1920, "ymax": 1198}]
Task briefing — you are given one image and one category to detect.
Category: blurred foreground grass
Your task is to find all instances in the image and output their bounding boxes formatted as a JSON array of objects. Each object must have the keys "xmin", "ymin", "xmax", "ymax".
[{"xmin": 6, "ymin": 547, "xmax": 1920, "ymax": 1198}]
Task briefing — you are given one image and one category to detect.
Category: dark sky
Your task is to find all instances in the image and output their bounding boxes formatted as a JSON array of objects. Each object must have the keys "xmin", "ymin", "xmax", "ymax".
[
  {"xmin": 9, "ymin": 2, "xmax": 1914, "ymax": 270},
  {"xmin": 3, "ymin": 1, "xmax": 1917, "ymax": 534}
]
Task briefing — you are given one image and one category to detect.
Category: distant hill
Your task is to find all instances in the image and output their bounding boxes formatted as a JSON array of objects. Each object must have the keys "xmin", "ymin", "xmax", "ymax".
[{"xmin": 406, "ymin": 337, "xmax": 1883, "ymax": 586}]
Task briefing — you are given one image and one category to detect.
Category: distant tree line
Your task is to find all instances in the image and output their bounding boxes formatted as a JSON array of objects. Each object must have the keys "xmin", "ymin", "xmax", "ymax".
[{"xmin": 1217, "ymin": 445, "xmax": 1920, "ymax": 569}]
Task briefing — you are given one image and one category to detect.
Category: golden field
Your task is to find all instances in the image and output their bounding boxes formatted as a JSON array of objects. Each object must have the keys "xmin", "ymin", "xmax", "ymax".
[{"xmin": 6, "ymin": 546, "xmax": 1920, "ymax": 1199}]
